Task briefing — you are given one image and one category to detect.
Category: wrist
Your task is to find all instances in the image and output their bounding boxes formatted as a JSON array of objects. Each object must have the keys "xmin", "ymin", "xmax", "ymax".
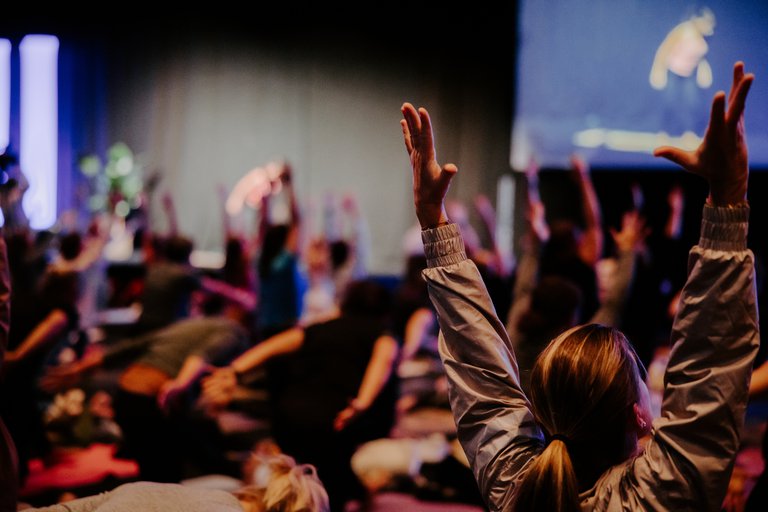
[
  {"xmin": 229, "ymin": 363, "xmax": 245, "ymax": 380},
  {"xmin": 350, "ymin": 397, "xmax": 369, "ymax": 411},
  {"xmin": 708, "ymin": 179, "xmax": 747, "ymax": 207},
  {"xmin": 416, "ymin": 203, "xmax": 449, "ymax": 229},
  {"xmin": 707, "ymin": 193, "xmax": 748, "ymax": 208}
]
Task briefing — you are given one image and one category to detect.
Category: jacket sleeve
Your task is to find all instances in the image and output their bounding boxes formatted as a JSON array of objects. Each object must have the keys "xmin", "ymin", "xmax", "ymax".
[
  {"xmin": 625, "ymin": 204, "xmax": 759, "ymax": 511},
  {"xmin": 422, "ymin": 224, "xmax": 543, "ymax": 512}
]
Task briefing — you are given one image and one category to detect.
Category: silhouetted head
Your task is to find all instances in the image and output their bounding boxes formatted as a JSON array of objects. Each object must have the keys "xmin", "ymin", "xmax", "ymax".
[
  {"xmin": 59, "ymin": 232, "xmax": 83, "ymax": 261},
  {"xmin": 340, "ymin": 279, "xmax": 392, "ymax": 321},
  {"xmin": 329, "ymin": 240, "xmax": 350, "ymax": 272},
  {"xmin": 517, "ymin": 277, "xmax": 582, "ymax": 336},
  {"xmin": 164, "ymin": 235, "xmax": 194, "ymax": 264},
  {"xmin": 224, "ymin": 236, "xmax": 250, "ymax": 288},
  {"xmin": 542, "ymin": 220, "xmax": 581, "ymax": 266}
]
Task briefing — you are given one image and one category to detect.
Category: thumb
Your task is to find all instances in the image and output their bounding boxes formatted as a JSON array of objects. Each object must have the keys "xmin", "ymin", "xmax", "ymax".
[
  {"xmin": 440, "ymin": 163, "xmax": 458, "ymax": 186},
  {"xmin": 653, "ymin": 147, "xmax": 696, "ymax": 172}
]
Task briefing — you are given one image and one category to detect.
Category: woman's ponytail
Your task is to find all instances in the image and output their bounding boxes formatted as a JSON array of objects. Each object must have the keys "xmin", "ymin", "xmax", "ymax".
[{"xmin": 516, "ymin": 438, "xmax": 580, "ymax": 512}]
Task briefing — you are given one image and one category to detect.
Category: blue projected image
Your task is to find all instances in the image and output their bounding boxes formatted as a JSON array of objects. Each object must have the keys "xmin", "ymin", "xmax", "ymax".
[{"xmin": 511, "ymin": 1, "xmax": 768, "ymax": 169}]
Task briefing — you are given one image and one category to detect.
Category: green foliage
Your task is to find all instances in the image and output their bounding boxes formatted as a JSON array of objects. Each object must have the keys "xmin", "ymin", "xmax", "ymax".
[{"xmin": 79, "ymin": 142, "xmax": 144, "ymax": 217}]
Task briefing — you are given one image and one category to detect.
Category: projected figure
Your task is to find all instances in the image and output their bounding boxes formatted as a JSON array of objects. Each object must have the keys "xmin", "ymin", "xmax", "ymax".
[
  {"xmin": 650, "ymin": 9, "xmax": 715, "ymax": 137},
  {"xmin": 649, "ymin": 8, "xmax": 715, "ymax": 91}
]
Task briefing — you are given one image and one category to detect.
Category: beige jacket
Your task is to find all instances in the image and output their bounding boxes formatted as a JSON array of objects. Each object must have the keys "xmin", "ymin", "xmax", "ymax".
[{"xmin": 422, "ymin": 205, "xmax": 758, "ymax": 511}]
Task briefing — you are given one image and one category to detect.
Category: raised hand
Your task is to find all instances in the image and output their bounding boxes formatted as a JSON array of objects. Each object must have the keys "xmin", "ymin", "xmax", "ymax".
[
  {"xmin": 527, "ymin": 200, "xmax": 550, "ymax": 245},
  {"xmin": 610, "ymin": 210, "xmax": 649, "ymax": 253},
  {"xmin": 654, "ymin": 62, "xmax": 754, "ymax": 206},
  {"xmin": 569, "ymin": 154, "xmax": 590, "ymax": 179},
  {"xmin": 400, "ymin": 103, "xmax": 457, "ymax": 228}
]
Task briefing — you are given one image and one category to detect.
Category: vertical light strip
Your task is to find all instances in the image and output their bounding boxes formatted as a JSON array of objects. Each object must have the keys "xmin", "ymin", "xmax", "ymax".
[
  {"xmin": 496, "ymin": 174, "xmax": 515, "ymax": 273},
  {"xmin": 20, "ymin": 35, "xmax": 59, "ymax": 230},
  {"xmin": 0, "ymin": 39, "xmax": 10, "ymax": 153}
]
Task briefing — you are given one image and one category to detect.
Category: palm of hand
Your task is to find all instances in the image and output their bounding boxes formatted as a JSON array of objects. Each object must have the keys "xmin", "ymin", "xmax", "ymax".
[
  {"xmin": 655, "ymin": 62, "xmax": 753, "ymax": 205},
  {"xmin": 401, "ymin": 103, "xmax": 457, "ymax": 227}
]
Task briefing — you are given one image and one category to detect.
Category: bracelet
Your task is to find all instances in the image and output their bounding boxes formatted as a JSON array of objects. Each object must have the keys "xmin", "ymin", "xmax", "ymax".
[
  {"xmin": 421, "ymin": 220, "xmax": 452, "ymax": 231},
  {"xmin": 706, "ymin": 197, "xmax": 749, "ymax": 208}
]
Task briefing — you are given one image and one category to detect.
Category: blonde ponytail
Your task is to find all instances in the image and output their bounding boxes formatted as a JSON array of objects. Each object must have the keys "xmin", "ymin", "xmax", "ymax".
[
  {"xmin": 516, "ymin": 324, "xmax": 646, "ymax": 510},
  {"xmin": 516, "ymin": 438, "xmax": 580, "ymax": 512}
]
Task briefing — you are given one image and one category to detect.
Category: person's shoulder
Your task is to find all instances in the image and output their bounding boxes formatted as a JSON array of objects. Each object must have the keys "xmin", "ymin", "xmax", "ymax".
[{"xmin": 579, "ymin": 459, "xmax": 634, "ymax": 510}]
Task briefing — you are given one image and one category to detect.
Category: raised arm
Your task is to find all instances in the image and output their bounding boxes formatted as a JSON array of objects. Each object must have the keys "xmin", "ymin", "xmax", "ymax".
[
  {"xmin": 340, "ymin": 193, "xmax": 370, "ymax": 280},
  {"xmin": 570, "ymin": 155, "xmax": 604, "ymax": 266},
  {"xmin": 473, "ymin": 194, "xmax": 508, "ymax": 276},
  {"xmin": 282, "ymin": 163, "xmax": 301, "ymax": 254},
  {"xmin": 218, "ymin": 183, "xmax": 236, "ymax": 240},
  {"xmin": 505, "ymin": 163, "xmax": 549, "ymax": 337},
  {"xmin": 625, "ymin": 62, "xmax": 757, "ymax": 510},
  {"xmin": 161, "ymin": 191, "xmax": 179, "ymax": 237},
  {"xmin": 590, "ymin": 210, "xmax": 647, "ymax": 327},
  {"xmin": 401, "ymin": 103, "xmax": 543, "ymax": 511}
]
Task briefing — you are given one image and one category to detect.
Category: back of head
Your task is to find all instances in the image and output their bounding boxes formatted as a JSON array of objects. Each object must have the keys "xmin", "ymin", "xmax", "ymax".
[
  {"xmin": 165, "ymin": 235, "xmax": 194, "ymax": 264},
  {"xmin": 59, "ymin": 232, "xmax": 83, "ymax": 261},
  {"xmin": 542, "ymin": 220, "xmax": 580, "ymax": 266},
  {"xmin": 517, "ymin": 276, "xmax": 582, "ymax": 336},
  {"xmin": 239, "ymin": 452, "xmax": 329, "ymax": 512},
  {"xmin": 516, "ymin": 324, "xmax": 643, "ymax": 511},
  {"xmin": 224, "ymin": 236, "xmax": 250, "ymax": 288},
  {"xmin": 329, "ymin": 240, "xmax": 350, "ymax": 272},
  {"xmin": 340, "ymin": 279, "xmax": 392, "ymax": 321}
]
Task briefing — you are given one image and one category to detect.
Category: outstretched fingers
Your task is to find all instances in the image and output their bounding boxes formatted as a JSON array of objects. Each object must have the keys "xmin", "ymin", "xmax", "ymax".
[
  {"xmin": 728, "ymin": 62, "xmax": 744, "ymax": 104},
  {"xmin": 727, "ymin": 72, "xmax": 754, "ymax": 128},
  {"xmin": 417, "ymin": 107, "xmax": 435, "ymax": 152},
  {"xmin": 401, "ymin": 103, "xmax": 421, "ymax": 143},
  {"xmin": 401, "ymin": 119, "xmax": 414, "ymax": 154},
  {"xmin": 708, "ymin": 90, "xmax": 727, "ymax": 135}
]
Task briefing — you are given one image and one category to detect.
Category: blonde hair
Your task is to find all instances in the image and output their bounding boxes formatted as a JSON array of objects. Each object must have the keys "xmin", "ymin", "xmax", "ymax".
[
  {"xmin": 237, "ymin": 452, "xmax": 329, "ymax": 512},
  {"xmin": 516, "ymin": 324, "xmax": 645, "ymax": 512}
]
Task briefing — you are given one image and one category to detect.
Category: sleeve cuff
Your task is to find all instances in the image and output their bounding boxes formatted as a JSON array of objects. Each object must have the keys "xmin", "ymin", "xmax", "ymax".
[
  {"xmin": 699, "ymin": 203, "xmax": 749, "ymax": 251},
  {"xmin": 421, "ymin": 223, "xmax": 467, "ymax": 268}
]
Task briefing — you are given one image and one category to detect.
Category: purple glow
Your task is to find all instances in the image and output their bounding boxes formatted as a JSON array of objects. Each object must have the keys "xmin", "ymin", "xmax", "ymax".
[
  {"xmin": 20, "ymin": 35, "xmax": 59, "ymax": 230},
  {"xmin": 0, "ymin": 39, "xmax": 9, "ymax": 153}
]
